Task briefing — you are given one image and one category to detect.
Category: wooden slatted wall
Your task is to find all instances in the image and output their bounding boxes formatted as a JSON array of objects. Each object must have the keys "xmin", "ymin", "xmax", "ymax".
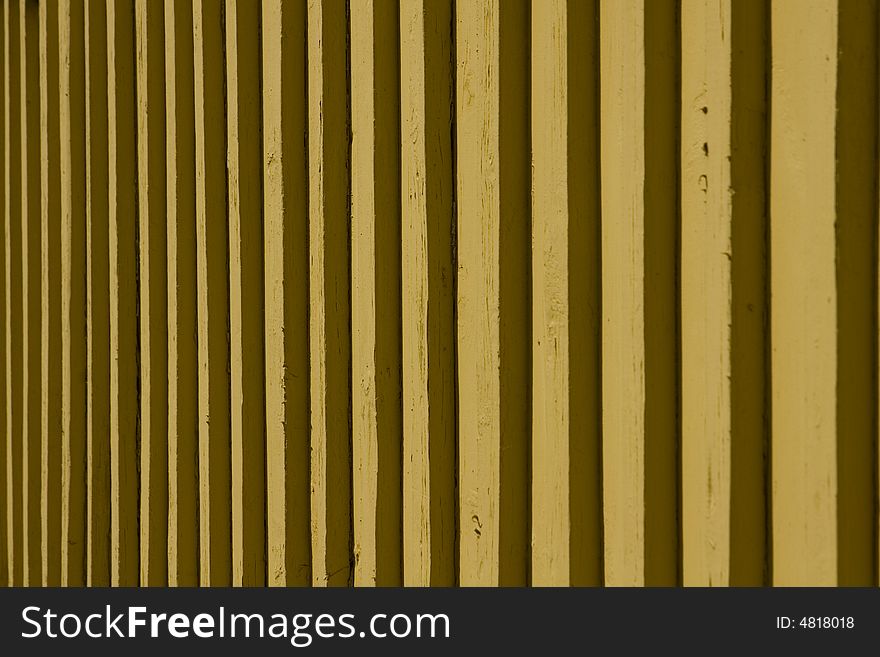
[{"xmin": 1, "ymin": 0, "xmax": 878, "ymax": 587}]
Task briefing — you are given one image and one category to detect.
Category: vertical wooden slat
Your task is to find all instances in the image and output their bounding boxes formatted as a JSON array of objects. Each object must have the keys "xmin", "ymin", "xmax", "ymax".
[
  {"xmin": 308, "ymin": 0, "xmax": 351, "ymax": 588},
  {"xmin": 59, "ymin": 0, "xmax": 86, "ymax": 587},
  {"xmin": 531, "ymin": 0, "xmax": 601, "ymax": 586},
  {"xmin": 193, "ymin": 0, "xmax": 231, "ymax": 587},
  {"xmin": 351, "ymin": 0, "xmax": 401, "ymax": 587},
  {"xmin": 262, "ymin": 0, "xmax": 310, "ymax": 587},
  {"xmin": 400, "ymin": 0, "xmax": 456, "ymax": 588},
  {"xmin": 771, "ymin": 0, "xmax": 877, "ymax": 586},
  {"xmin": 226, "ymin": 0, "xmax": 266, "ymax": 587},
  {"xmin": 681, "ymin": 0, "xmax": 768, "ymax": 587},
  {"xmin": 20, "ymin": 0, "xmax": 42, "ymax": 588},
  {"xmin": 0, "ymin": 0, "xmax": 6, "ymax": 588},
  {"xmin": 107, "ymin": 0, "xmax": 138, "ymax": 587},
  {"xmin": 599, "ymin": 0, "xmax": 679, "ymax": 587},
  {"xmin": 39, "ymin": 0, "xmax": 62, "ymax": 587},
  {"xmin": 135, "ymin": 0, "xmax": 168, "ymax": 587},
  {"xmin": 833, "ymin": 0, "xmax": 877, "ymax": 587},
  {"xmin": 165, "ymin": 0, "xmax": 198, "ymax": 587},
  {"xmin": 456, "ymin": 0, "xmax": 530, "ymax": 586},
  {"xmin": 1, "ymin": 0, "xmax": 17, "ymax": 588},
  {"xmin": 85, "ymin": 0, "xmax": 110, "ymax": 587}
]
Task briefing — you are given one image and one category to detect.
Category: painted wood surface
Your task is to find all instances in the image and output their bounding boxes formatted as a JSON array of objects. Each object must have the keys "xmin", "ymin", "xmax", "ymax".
[{"xmin": 0, "ymin": 0, "xmax": 876, "ymax": 587}]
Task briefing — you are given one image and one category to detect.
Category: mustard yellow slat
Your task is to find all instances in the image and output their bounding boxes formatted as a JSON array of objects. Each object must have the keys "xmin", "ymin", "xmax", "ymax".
[
  {"xmin": 107, "ymin": 0, "xmax": 138, "ymax": 587},
  {"xmin": 400, "ymin": 0, "xmax": 456, "ymax": 588},
  {"xmin": 226, "ymin": 0, "xmax": 266, "ymax": 587},
  {"xmin": 531, "ymin": 0, "xmax": 602, "ymax": 586},
  {"xmin": 262, "ymin": 0, "xmax": 310, "ymax": 588},
  {"xmin": 599, "ymin": 0, "xmax": 679, "ymax": 586},
  {"xmin": 20, "ymin": 0, "xmax": 42, "ymax": 588},
  {"xmin": 193, "ymin": 0, "xmax": 231, "ymax": 587},
  {"xmin": 38, "ymin": 0, "xmax": 62, "ymax": 587},
  {"xmin": 165, "ymin": 0, "xmax": 198, "ymax": 588},
  {"xmin": 308, "ymin": 0, "xmax": 352, "ymax": 588},
  {"xmin": 84, "ymin": 0, "xmax": 110, "ymax": 587},
  {"xmin": 0, "ymin": 1, "xmax": 6, "ymax": 588},
  {"xmin": 351, "ymin": 0, "xmax": 402, "ymax": 587},
  {"xmin": 680, "ymin": 0, "xmax": 768, "ymax": 587},
  {"xmin": 59, "ymin": 0, "xmax": 87, "ymax": 588},
  {"xmin": 134, "ymin": 0, "xmax": 168, "ymax": 587},
  {"xmin": 456, "ymin": 0, "xmax": 530, "ymax": 587},
  {"xmin": 1, "ymin": 0, "xmax": 17, "ymax": 588}
]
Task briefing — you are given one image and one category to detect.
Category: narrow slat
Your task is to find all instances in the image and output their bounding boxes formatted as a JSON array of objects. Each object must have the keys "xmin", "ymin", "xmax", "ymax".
[
  {"xmin": 3, "ymin": 2, "xmax": 21, "ymax": 586},
  {"xmin": 165, "ymin": 0, "xmax": 198, "ymax": 587},
  {"xmin": 0, "ymin": 39, "xmax": 6, "ymax": 583},
  {"xmin": 20, "ymin": 0, "xmax": 42, "ymax": 588},
  {"xmin": 107, "ymin": 0, "xmax": 138, "ymax": 587},
  {"xmin": 680, "ymin": 0, "xmax": 768, "ymax": 587},
  {"xmin": 85, "ymin": 0, "xmax": 110, "ymax": 587},
  {"xmin": 833, "ymin": 0, "xmax": 877, "ymax": 587},
  {"xmin": 39, "ymin": 0, "xmax": 62, "ymax": 587},
  {"xmin": 59, "ymin": 0, "xmax": 86, "ymax": 587},
  {"xmin": 400, "ymin": 0, "xmax": 455, "ymax": 587},
  {"xmin": 226, "ymin": 0, "xmax": 266, "ymax": 587},
  {"xmin": 193, "ymin": 0, "xmax": 231, "ymax": 587},
  {"xmin": 456, "ymin": 0, "xmax": 530, "ymax": 586},
  {"xmin": 308, "ymin": 0, "xmax": 351, "ymax": 587},
  {"xmin": 599, "ymin": 0, "xmax": 679, "ymax": 587},
  {"xmin": 351, "ymin": 0, "xmax": 401, "ymax": 587},
  {"xmin": 135, "ymin": 0, "xmax": 168, "ymax": 587},
  {"xmin": 531, "ymin": 0, "xmax": 601, "ymax": 586},
  {"xmin": 771, "ymin": 0, "xmax": 878, "ymax": 586},
  {"xmin": 262, "ymin": 0, "xmax": 309, "ymax": 587}
]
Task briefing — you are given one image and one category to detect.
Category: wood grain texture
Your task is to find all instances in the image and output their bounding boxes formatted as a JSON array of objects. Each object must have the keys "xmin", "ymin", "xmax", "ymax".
[
  {"xmin": 400, "ymin": 0, "xmax": 456, "ymax": 587},
  {"xmin": 193, "ymin": 0, "xmax": 231, "ymax": 587},
  {"xmin": 20, "ymin": 0, "xmax": 42, "ymax": 587},
  {"xmin": 599, "ymin": 0, "xmax": 679, "ymax": 586},
  {"xmin": 3, "ymin": 0, "xmax": 21, "ymax": 587},
  {"xmin": 262, "ymin": 0, "xmax": 310, "ymax": 588},
  {"xmin": 135, "ymin": 0, "xmax": 168, "ymax": 587},
  {"xmin": 38, "ymin": 0, "xmax": 61, "ymax": 587},
  {"xmin": 226, "ymin": 0, "xmax": 266, "ymax": 587},
  {"xmin": 456, "ymin": 0, "xmax": 530, "ymax": 587},
  {"xmin": 59, "ymin": 0, "xmax": 86, "ymax": 587},
  {"xmin": 531, "ymin": 0, "xmax": 602, "ymax": 587},
  {"xmin": 351, "ymin": 0, "xmax": 402, "ymax": 587},
  {"xmin": 680, "ymin": 0, "xmax": 767, "ymax": 587},
  {"xmin": 165, "ymin": 0, "xmax": 198, "ymax": 588},
  {"xmin": 308, "ymin": 0, "xmax": 351, "ymax": 588},
  {"xmin": 107, "ymin": 0, "xmax": 138, "ymax": 587},
  {"xmin": 84, "ymin": 0, "xmax": 110, "ymax": 587}
]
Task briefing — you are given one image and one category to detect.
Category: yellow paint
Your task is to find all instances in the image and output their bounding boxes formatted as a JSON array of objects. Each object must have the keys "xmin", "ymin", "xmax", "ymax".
[
  {"xmin": 681, "ymin": 0, "xmax": 768, "ymax": 587},
  {"xmin": 107, "ymin": 0, "xmax": 138, "ymax": 587},
  {"xmin": 400, "ymin": 0, "xmax": 455, "ymax": 587},
  {"xmin": 84, "ymin": 0, "xmax": 110, "ymax": 587},
  {"xmin": 135, "ymin": 0, "xmax": 168, "ymax": 587},
  {"xmin": 20, "ymin": 0, "xmax": 42, "ymax": 588},
  {"xmin": 193, "ymin": 0, "xmax": 231, "ymax": 587},
  {"xmin": 226, "ymin": 0, "xmax": 266, "ymax": 588},
  {"xmin": 308, "ymin": 0, "xmax": 351, "ymax": 588},
  {"xmin": 164, "ymin": 0, "xmax": 197, "ymax": 588},
  {"xmin": 456, "ymin": 0, "xmax": 530, "ymax": 586},
  {"xmin": 262, "ymin": 0, "xmax": 310, "ymax": 587},
  {"xmin": 3, "ymin": 0, "xmax": 22, "ymax": 587},
  {"xmin": 531, "ymin": 0, "xmax": 602, "ymax": 586},
  {"xmin": 351, "ymin": 0, "xmax": 402, "ymax": 587},
  {"xmin": 38, "ymin": 0, "xmax": 61, "ymax": 587},
  {"xmin": 59, "ymin": 0, "xmax": 86, "ymax": 587},
  {"xmin": 0, "ymin": 0, "xmax": 879, "ymax": 590},
  {"xmin": 600, "ymin": 0, "xmax": 678, "ymax": 586}
]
